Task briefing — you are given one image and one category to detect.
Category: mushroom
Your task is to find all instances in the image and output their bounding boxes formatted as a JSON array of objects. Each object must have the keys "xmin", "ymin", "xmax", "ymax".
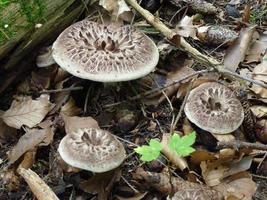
[
  {"xmin": 52, "ymin": 19, "xmax": 159, "ymax": 82},
  {"xmin": 58, "ymin": 127, "xmax": 126, "ymax": 173},
  {"xmin": 36, "ymin": 46, "xmax": 56, "ymax": 67},
  {"xmin": 184, "ymin": 82, "xmax": 244, "ymax": 134},
  {"xmin": 167, "ymin": 188, "xmax": 223, "ymax": 200}
]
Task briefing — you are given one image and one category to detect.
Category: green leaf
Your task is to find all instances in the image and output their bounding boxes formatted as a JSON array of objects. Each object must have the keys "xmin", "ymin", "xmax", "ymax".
[
  {"xmin": 169, "ymin": 131, "xmax": 196, "ymax": 157},
  {"xmin": 134, "ymin": 139, "xmax": 162, "ymax": 162}
]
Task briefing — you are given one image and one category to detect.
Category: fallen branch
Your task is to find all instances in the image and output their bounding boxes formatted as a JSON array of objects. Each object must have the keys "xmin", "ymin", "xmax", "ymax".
[
  {"xmin": 17, "ymin": 167, "xmax": 59, "ymax": 200},
  {"xmin": 125, "ymin": 0, "xmax": 267, "ymax": 89},
  {"xmin": 217, "ymin": 141, "xmax": 267, "ymax": 151}
]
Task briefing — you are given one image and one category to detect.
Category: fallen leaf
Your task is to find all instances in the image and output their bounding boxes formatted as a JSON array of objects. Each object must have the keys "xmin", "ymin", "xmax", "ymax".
[
  {"xmin": 200, "ymin": 156, "xmax": 253, "ymax": 187},
  {"xmin": 255, "ymin": 119, "xmax": 267, "ymax": 144},
  {"xmin": 250, "ymin": 105, "xmax": 267, "ymax": 118},
  {"xmin": 99, "ymin": 0, "xmax": 132, "ymax": 21},
  {"xmin": 60, "ymin": 97, "xmax": 82, "ymax": 116},
  {"xmin": 223, "ymin": 26, "xmax": 256, "ymax": 71},
  {"xmin": 62, "ymin": 115, "xmax": 99, "ymax": 135},
  {"xmin": 251, "ymin": 54, "xmax": 267, "ymax": 98},
  {"xmin": 212, "ymin": 173, "xmax": 256, "ymax": 200},
  {"xmin": 245, "ymin": 33, "xmax": 267, "ymax": 63},
  {"xmin": 175, "ymin": 16, "xmax": 197, "ymax": 38},
  {"xmin": 1, "ymin": 95, "xmax": 52, "ymax": 129},
  {"xmin": 8, "ymin": 127, "xmax": 54, "ymax": 164}
]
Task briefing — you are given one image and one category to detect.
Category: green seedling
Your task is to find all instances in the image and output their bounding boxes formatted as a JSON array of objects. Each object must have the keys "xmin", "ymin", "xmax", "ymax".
[
  {"xmin": 135, "ymin": 131, "xmax": 196, "ymax": 162},
  {"xmin": 169, "ymin": 131, "xmax": 196, "ymax": 157},
  {"xmin": 134, "ymin": 139, "xmax": 162, "ymax": 162}
]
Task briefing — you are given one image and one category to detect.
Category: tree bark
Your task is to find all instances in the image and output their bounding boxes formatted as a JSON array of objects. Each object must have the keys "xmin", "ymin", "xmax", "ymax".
[{"xmin": 0, "ymin": 0, "xmax": 87, "ymax": 93}]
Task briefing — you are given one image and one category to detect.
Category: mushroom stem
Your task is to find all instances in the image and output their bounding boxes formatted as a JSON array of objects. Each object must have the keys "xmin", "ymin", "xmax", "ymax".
[{"xmin": 125, "ymin": 0, "xmax": 267, "ymax": 89}]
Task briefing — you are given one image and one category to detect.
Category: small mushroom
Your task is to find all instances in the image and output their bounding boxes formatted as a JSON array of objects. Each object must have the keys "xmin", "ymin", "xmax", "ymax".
[
  {"xmin": 58, "ymin": 128, "xmax": 126, "ymax": 173},
  {"xmin": 52, "ymin": 19, "xmax": 159, "ymax": 82},
  {"xmin": 184, "ymin": 82, "xmax": 244, "ymax": 134},
  {"xmin": 167, "ymin": 188, "xmax": 223, "ymax": 200},
  {"xmin": 36, "ymin": 46, "xmax": 56, "ymax": 67}
]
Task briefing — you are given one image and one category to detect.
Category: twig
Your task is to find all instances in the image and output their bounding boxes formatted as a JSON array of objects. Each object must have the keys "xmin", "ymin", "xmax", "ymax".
[
  {"xmin": 217, "ymin": 141, "xmax": 267, "ymax": 151},
  {"xmin": 125, "ymin": 0, "xmax": 267, "ymax": 89},
  {"xmin": 103, "ymin": 69, "xmax": 211, "ymax": 108},
  {"xmin": 39, "ymin": 86, "xmax": 83, "ymax": 94},
  {"xmin": 84, "ymin": 87, "xmax": 91, "ymax": 114},
  {"xmin": 171, "ymin": 77, "xmax": 196, "ymax": 133}
]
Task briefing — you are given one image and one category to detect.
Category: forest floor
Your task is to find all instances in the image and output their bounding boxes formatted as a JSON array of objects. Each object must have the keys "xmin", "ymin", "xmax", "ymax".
[{"xmin": 0, "ymin": 0, "xmax": 267, "ymax": 200}]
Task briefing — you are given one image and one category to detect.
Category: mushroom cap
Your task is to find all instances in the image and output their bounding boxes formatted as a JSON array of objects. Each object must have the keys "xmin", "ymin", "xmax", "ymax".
[
  {"xmin": 58, "ymin": 128, "xmax": 126, "ymax": 172},
  {"xmin": 184, "ymin": 82, "xmax": 244, "ymax": 134},
  {"xmin": 52, "ymin": 19, "xmax": 159, "ymax": 82}
]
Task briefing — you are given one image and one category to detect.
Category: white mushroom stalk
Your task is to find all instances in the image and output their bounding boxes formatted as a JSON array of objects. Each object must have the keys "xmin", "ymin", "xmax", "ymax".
[
  {"xmin": 184, "ymin": 82, "xmax": 244, "ymax": 134},
  {"xmin": 52, "ymin": 19, "xmax": 159, "ymax": 82},
  {"xmin": 58, "ymin": 128, "xmax": 126, "ymax": 173}
]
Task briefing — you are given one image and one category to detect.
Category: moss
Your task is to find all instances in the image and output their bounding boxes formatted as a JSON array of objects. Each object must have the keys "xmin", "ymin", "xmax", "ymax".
[{"xmin": 0, "ymin": 0, "xmax": 46, "ymax": 45}]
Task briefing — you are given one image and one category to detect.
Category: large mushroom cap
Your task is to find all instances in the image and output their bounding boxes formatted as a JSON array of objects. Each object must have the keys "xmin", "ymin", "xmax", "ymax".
[
  {"xmin": 184, "ymin": 82, "xmax": 244, "ymax": 134},
  {"xmin": 58, "ymin": 128, "xmax": 126, "ymax": 173},
  {"xmin": 52, "ymin": 19, "xmax": 159, "ymax": 82}
]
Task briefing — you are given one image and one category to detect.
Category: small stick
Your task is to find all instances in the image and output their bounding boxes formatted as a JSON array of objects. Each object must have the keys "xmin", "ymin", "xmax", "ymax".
[
  {"xmin": 217, "ymin": 141, "xmax": 267, "ymax": 151},
  {"xmin": 39, "ymin": 86, "xmax": 83, "ymax": 94},
  {"xmin": 171, "ymin": 77, "xmax": 196, "ymax": 133},
  {"xmin": 104, "ymin": 69, "xmax": 210, "ymax": 108}
]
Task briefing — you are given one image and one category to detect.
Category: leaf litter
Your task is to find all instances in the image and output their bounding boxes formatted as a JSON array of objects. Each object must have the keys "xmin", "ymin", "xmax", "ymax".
[{"xmin": 0, "ymin": 0, "xmax": 267, "ymax": 200}]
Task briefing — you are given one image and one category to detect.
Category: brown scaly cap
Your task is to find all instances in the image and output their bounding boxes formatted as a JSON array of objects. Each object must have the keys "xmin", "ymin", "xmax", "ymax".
[
  {"xmin": 58, "ymin": 128, "xmax": 126, "ymax": 172},
  {"xmin": 52, "ymin": 19, "xmax": 159, "ymax": 82},
  {"xmin": 184, "ymin": 82, "xmax": 244, "ymax": 134}
]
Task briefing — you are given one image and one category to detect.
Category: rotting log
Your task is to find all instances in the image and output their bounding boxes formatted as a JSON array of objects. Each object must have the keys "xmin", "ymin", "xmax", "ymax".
[{"xmin": 0, "ymin": 0, "xmax": 88, "ymax": 93}]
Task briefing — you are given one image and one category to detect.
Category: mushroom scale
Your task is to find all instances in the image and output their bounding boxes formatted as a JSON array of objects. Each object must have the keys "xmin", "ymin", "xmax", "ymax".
[
  {"xmin": 58, "ymin": 128, "xmax": 126, "ymax": 173},
  {"xmin": 184, "ymin": 82, "xmax": 244, "ymax": 134},
  {"xmin": 52, "ymin": 19, "xmax": 159, "ymax": 82}
]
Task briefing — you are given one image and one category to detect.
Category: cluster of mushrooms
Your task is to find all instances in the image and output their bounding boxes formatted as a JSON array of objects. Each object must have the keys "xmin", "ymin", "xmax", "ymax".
[
  {"xmin": 51, "ymin": 18, "xmax": 160, "ymax": 172},
  {"xmin": 49, "ymin": 18, "xmax": 244, "ymax": 173}
]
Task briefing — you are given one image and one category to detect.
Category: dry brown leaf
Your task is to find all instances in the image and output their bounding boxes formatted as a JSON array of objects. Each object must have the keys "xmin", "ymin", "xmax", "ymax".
[
  {"xmin": 190, "ymin": 150, "xmax": 216, "ymax": 165},
  {"xmin": 8, "ymin": 127, "xmax": 54, "ymax": 164},
  {"xmin": 212, "ymin": 173, "xmax": 256, "ymax": 200},
  {"xmin": 200, "ymin": 157, "xmax": 253, "ymax": 187},
  {"xmin": 246, "ymin": 33, "xmax": 267, "ymax": 63},
  {"xmin": 161, "ymin": 133, "xmax": 188, "ymax": 170},
  {"xmin": 62, "ymin": 115, "xmax": 99, "ymax": 135},
  {"xmin": 1, "ymin": 95, "xmax": 52, "ymax": 129},
  {"xmin": 223, "ymin": 26, "xmax": 255, "ymax": 71},
  {"xmin": 201, "ymin": 161, "xmax": 228, "ymax": 186},
  {"xmin": 251, "ymin": 54, "xmax": 267, "ymax": 98},
  {"xmin": 251, "ymin": 105, "xmax": 267, "ymax": 118},
  {"xmin": 59, "ymin": 97, "xmax": 82, "ymax": 116},
  {"xmin": 99, "ymin": 0, "xmax": 133, "ymax": 21},
  {"xmin": 17, "ymin": 167, "xmax": 59, "ymax": 200},
  {"xmin": 175, "ymin": 16, "xmax": 197, "ymax": 38}
]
